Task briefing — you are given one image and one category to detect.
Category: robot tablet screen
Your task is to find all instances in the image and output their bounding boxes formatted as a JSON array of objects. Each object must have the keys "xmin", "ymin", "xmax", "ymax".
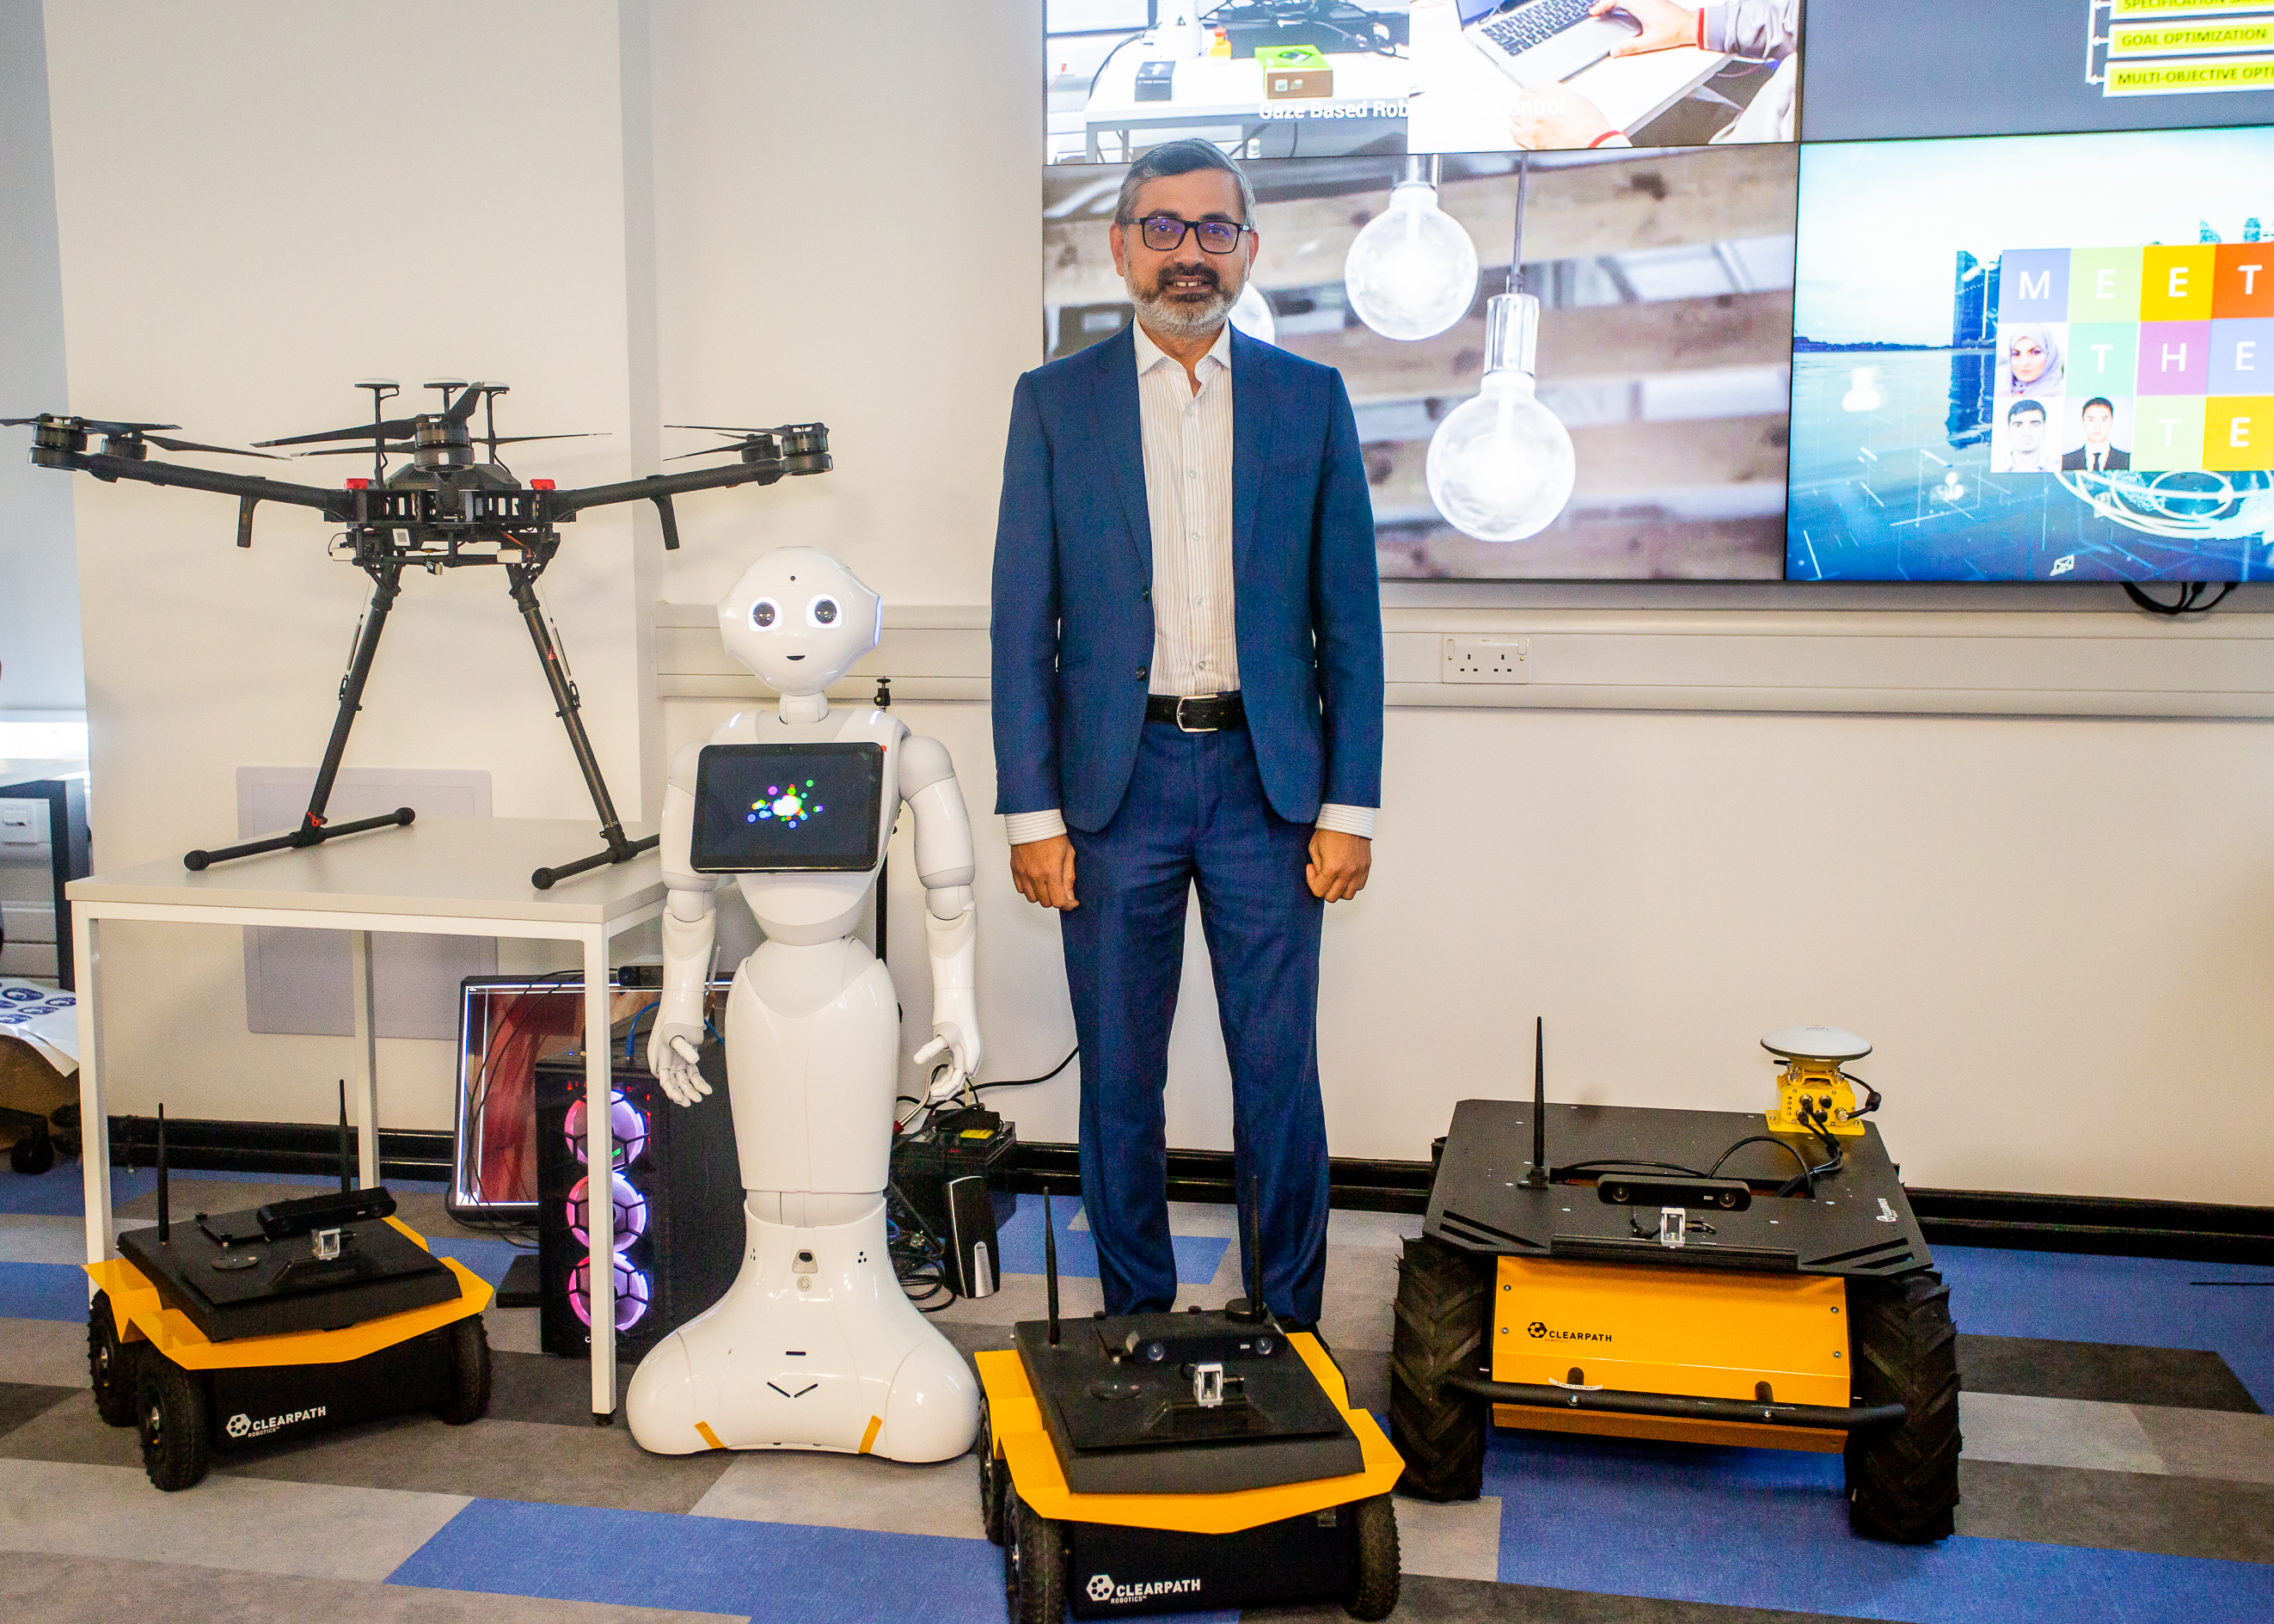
[{"xmin": 690, "ymin": 743, "xmax": 886, "ymax": 872}]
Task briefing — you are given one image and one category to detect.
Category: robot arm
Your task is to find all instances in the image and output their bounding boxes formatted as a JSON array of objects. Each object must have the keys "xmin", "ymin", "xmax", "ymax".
[
  {"xmin": 898, "ymin": 735, "xmax": 984, "ymax": 1104},
  {"xmin": 648, "ymin": 741, "xmax": 717, "ymax": 1106}
]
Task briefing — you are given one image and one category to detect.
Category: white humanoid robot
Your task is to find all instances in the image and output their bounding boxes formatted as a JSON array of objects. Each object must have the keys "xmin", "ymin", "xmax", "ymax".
[{"xmin": 625, "ymin": 546, "xmax": 983, "ymax": 1463}]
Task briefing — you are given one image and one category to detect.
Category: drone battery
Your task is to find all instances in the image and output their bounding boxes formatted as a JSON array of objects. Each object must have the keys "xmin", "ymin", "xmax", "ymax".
[
  {"xmin": 1256, "ymin": 44, "xmax": 1332, "ymax": 99},
  {"xmin": 1135, "ymin": 58, "xmax": 1176, "ymax": 101},
  {"xmin": 944, "ymin": 1174, "xmax": 999, "ymax": 1299}
]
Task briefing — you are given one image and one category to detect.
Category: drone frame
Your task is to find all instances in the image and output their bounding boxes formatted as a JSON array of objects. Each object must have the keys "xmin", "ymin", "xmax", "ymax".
[{"xmin": 21, "ymin": 396, "xmax": 829, "ymax": 888}]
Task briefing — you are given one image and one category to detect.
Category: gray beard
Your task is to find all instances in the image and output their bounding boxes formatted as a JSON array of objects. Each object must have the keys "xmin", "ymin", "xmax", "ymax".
[{"xmin": 1127, "ymin": 266, "xmax": 1238, "ymax": 342}]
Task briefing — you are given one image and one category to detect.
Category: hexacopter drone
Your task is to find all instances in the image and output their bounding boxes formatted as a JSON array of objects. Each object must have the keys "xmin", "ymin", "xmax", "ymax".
[{"xmin": 9, "ymin": 380, "xmax": 828, "ymax": 886}]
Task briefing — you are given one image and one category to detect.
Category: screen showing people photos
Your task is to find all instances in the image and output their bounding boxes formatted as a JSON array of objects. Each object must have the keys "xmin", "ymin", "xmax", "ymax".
[
  {"xmin": 690, "ymin": 745, "xmax": 886, "ymax": 873},
  {"xmin": 1034, "ymin": 3, "xmax": 2274, "ymax": 581},
  {"xmin": 1787, "ymin": 126, "xmax": 2274, "ymax": 583}
]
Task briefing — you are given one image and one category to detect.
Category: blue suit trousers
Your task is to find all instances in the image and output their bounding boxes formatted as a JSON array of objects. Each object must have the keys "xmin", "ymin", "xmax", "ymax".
[{"xmin": 1061, "ymin": 719, "xmax": 1330, "ymax": 1325}]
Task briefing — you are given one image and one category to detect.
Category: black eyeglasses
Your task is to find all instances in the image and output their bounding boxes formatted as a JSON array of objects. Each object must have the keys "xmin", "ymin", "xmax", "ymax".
[{"xmin": 1122, "ymin": 214, "xmax": 1252, "ymax": 254}]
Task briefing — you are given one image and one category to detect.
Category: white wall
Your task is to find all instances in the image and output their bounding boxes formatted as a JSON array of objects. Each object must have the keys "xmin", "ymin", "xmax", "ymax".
[
  {"xmin": 0, "ymin": 0, "xmax": 82, "ymax": 720},
  {"xmin": 30, "ymin": 1, "xmax": 2274, "ymax": 1207}
]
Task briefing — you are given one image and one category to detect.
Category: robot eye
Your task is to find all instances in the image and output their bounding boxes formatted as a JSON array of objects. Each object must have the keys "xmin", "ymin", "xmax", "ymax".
[
  {"xmin": 751, "ymin": 598, "xmax": 778, "ymax": 628},
  {"xmin": 809, "ymin": 596, "xmax": 839, "ymax": 627}
]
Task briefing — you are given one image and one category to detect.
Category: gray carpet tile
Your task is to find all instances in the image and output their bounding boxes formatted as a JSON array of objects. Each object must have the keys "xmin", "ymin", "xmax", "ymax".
[
  {"xmin": 1239, "ymin": 1572, "xmax": 1898, "ymax": 1622},
  {"xmin": 2130, "ymin": 1404, "xmax": 2274, "ymax": 1486},
  {"xmin": 6, "ymin": 1549, "xmax": 745, "ymax": 1624},
  {"xmin": 0, "ymin": 1457, "xmax": 469, "ymax": 1581},
  {"xmin": 690, "ymin": 1443, "xmax": 987, "ymax": 1537},
  {"xmin": 1958, "ymin": 1333, "xmax": 2262, "ymax": 1413},
  {"xmin": 1956, "ymin": 1391, "xmax": 2165, "ymax": 1474},
  {"xmin": 0, "ymin": 1377, "xmax": 74, "ymax": 1438},
  {"xmin": 487, "ymin": 1345, "xmax": 614, "ymax": 1427},
  {"xmin": 216, "ymin": 1410, "xmax": 736, "ymax": 1512},
  {"xmin": 0, "ymin": 1313, "xmax": 91, "ymax": 1387},
  {"xmin": 1393, "ymin": 1493, "xmax": 1504, "ymax": 1582},
  {"xmin": 1956, "ymin": 1457, "xmax": 2274, "ymax": 1563},
  {"xmin": 0, "ymin": 1381, "xmax": 142, "ymax": 1468}
]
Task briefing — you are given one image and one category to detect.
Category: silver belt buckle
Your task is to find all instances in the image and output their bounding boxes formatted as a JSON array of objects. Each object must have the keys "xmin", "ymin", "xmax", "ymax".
[{"xmin": 1175, "ymin": 696, "xmax": 1213, "ymax": 733}]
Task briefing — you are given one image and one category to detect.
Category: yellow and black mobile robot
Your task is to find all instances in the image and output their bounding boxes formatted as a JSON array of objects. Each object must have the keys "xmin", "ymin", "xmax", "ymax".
[
  {"xmin": 1391, "ymin": 1023, "xmax": 1960, "ymax": 1543},
  {"xmin": 975, "ymin": 1192, "xmax": 1405, "ymax": 1621},
  {"xmin": 83, "ymin": 1106, "xmax": 492, "ymax": 1490}
]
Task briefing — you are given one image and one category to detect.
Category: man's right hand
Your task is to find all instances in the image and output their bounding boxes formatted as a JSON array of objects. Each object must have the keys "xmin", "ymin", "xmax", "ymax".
[
  {"xmin": 1595, "ymin": 0, "xmax": 1698, "ymax": 55},
  {"xmin": 1009, "ymin": 834, "xmax": 1079, "ymax": 910}
]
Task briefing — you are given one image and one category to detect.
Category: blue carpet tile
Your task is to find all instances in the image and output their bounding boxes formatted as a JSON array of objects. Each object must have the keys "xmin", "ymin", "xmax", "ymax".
[
  {"xmin": 1936, "ymin": 1245, "xmax": 2274, "ymax": 1410},
  {"xmin": 993, "ymin": 1192, "xmax": 1231, "ymax": 1285},
  {"xmin": 1485, "ymin": 1428, "xmax": 2274, "ymax": 1622}
]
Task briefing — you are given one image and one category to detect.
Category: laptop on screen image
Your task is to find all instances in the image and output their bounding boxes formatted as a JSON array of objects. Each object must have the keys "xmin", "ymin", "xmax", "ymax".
[{"xmin": 1460, "ymin": 0, "xmax": 1640, "ymax": 88}]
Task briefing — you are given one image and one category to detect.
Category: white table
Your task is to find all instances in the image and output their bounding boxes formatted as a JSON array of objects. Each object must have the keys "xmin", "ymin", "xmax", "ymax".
[{"xmin": 67, "ymin": 815, "xmax": 665, "ymax": 1420}]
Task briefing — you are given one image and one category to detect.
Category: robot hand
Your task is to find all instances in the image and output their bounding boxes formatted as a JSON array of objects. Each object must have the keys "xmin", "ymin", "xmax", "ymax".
[
  {"xmin": 646, "ymin": 1022, "xmax": 712, "ymax": 1107},
  {"xmin": 913, "ymin": 1016, "xmax": 982, "ymax": 1105}
]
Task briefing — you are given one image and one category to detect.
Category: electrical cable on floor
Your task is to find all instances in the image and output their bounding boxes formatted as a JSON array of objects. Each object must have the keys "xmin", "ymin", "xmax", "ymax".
[{"xmin": 2124, "ymin": 580, "xmax": 2234, "ymax": 616}]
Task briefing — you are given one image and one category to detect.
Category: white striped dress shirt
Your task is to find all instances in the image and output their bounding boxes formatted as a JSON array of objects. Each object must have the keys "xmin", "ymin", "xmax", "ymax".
[{"xmin": 1004, "ymin": 319, "xmax": 1376, "ymax": 845}]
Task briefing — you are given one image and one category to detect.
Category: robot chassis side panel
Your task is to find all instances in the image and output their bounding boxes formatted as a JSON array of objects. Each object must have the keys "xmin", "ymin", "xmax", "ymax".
[
  {"xmin": 83, "ymin": 1222, "xmax": 493, "ymax": 1492},
  {"xmin": 1393, "ymin": 1099, "xmax": 1962, "ymax": 1543},
  {"xmin": 977, "ymin": 1334, "xmax": 1404, "ymax": 1621}
]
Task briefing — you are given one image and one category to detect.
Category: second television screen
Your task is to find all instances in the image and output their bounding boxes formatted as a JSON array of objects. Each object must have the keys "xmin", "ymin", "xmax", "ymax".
[{"xmin": 1787, "ymin": 124, "xmax": 2274, "ymax": 583}]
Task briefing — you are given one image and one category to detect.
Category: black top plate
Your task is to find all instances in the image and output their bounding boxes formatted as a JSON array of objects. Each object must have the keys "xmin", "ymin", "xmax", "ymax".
[
  {"xmin": 121, "ymin": 1210, "xmax": 462, "ymax": 1342},
  {"xmin": 1425, "ymin": 1100, "xmax": 1932, "ymax": 1279},
  {"xmin": 1015, "ymin": 1311, "xmax": 1364, "ymax": 1496}
]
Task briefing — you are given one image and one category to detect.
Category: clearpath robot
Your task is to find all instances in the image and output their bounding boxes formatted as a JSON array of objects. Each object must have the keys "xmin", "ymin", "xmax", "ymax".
[
  {"xmin": 1390, "ymin": 1024, "xmax": 1962, "ymax": 1544},
  {"xmin": 625, "ymin": 547, "xmax": 984, "ymax": 1462}
]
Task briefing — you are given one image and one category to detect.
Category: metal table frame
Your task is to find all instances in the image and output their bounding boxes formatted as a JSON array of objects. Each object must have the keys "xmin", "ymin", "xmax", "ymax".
[{"xmin": 67, "ymin": 816, "xmax": 665, "ymax": 1420}]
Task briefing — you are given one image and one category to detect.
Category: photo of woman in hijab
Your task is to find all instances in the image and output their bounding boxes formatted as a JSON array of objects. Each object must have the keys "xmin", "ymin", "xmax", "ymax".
[{"xmin": 1998, "ymin": 322, "xmax": 2065, "ymax": 399}]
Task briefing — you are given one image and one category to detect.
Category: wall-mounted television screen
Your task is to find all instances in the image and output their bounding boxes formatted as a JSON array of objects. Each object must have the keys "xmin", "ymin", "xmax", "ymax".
[
  {"xmin": 1803, "ymin": 0, "xmax": 2274, "ymax": 143},
  {"xmin": 1044, "ymin": 1, "xmax": 1801, "ymax": 162},
  {"xmin": 1786, "ymin": 125, "xmax": 2274, "ymax": 583},
  {"xmin": 1045, "ymin": 144, "xmax": 1797, "ymax": 580}
]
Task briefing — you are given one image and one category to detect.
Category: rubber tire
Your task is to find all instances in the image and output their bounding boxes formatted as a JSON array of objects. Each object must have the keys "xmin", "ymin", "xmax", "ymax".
[
  {"xmin": 10, "ymin": 1129, "xmax": 55, "ymax": 1176},
  {"xmin": 977, "ymin": 1388, "xmax": 1008, "ymax": 1546},
  {"xmin": 1005, "ymin": 1493, "xmax": 1067, "ymax": 1624},
  {"xmin": 1345, "ymin": 1492, "xmax": 1401, "ymax": 1621},
  {"xmin": 436, "ymin": 1315, "xmax": 492, "ymax": 1425},
  {"xmin": 1388, "ymin": 1235, "xmax": 1491, "ymax": 1501},
  {"xmin": 137, "ymin": 1358, "xmax": 211, "ymax": 1492},
  {"xmin": 87, "ymin": 1290, "xmax": 142, "ymax": 1427},
  {"xmin": 1845, "ymin": 1270, "xmax": 1962, "ymax": 1543}
]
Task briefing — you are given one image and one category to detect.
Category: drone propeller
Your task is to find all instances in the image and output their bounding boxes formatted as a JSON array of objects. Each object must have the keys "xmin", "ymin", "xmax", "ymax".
[
  {"xmin": 477, "ymin": 432, "xmax": 603, "ymax": 449},
  {"xmin": 257, "ymin": 416, "xmax": 420, "ymax": 449},
  {"xmin": 3, "ymin": 414, "xmax": 181, "ymax": 433},
  {"xmin": 292, "ymin": 443, "xmax": 418, "ymax": 457},
  {"xmin": 666, "ymin": 423, "xmax": 775, "ymax": 436},
  {"xmin": 143, "ymin": 434, "xmax": 282, "ymax": 459}
]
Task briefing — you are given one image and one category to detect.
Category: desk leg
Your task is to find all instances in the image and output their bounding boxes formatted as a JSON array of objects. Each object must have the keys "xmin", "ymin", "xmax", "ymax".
[
  {"xmin": 74, "ymin": 907, "xmax": 112, "ymax": 1270},
  {"xmin": 349, "ymin": 929, "xmax": 380, "ymax": 1189},
  {"xmin": 584, "ymin": 928, "xmax": 616, "ymax": 1422}
]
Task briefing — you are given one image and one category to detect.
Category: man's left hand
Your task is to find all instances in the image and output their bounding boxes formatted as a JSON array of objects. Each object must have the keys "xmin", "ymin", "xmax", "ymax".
[{"xmin": 1307, "ymin": 829, "xmax": 1371, "ymax": 903}]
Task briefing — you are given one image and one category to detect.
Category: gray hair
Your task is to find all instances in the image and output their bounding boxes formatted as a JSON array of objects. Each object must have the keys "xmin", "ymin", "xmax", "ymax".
[{"xmin": 1114, "ymin": 139, "xmax": 1255, "ymax": 226}]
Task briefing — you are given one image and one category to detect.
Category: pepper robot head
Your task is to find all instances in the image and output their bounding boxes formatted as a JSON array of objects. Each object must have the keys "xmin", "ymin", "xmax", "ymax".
[{"xmin": 715, "ymin": 547, "xmax": 881, "ymax": 697}]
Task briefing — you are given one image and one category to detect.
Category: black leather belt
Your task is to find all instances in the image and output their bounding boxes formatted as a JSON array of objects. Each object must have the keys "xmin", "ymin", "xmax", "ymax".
[{"xmin": 1145, "ymin": 691, "xmax": 1245, "ymax": 731}]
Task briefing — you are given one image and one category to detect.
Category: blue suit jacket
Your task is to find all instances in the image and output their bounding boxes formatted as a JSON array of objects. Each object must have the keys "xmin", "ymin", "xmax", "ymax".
[{"xmin": 990, "ymin": 325, "xmax": 1384, "ymax": 833}]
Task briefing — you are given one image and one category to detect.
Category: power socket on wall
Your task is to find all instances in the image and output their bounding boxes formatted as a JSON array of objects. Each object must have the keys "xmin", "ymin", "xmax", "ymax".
[{"xmin": 1442, "ymin": 635, "xmax": 1531, "ymax": 683}]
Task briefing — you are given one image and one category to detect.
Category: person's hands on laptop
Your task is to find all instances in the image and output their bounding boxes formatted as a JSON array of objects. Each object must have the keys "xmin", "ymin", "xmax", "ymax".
[{"xmin": 1592, "ymin": 0, "xmax": 1699, "ymax": 56}]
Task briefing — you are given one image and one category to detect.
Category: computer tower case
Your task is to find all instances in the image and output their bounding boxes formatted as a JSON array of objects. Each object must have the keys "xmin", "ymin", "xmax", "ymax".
[{"xmin": 535, "ymin": 1032, "xmax": 743, "ymax": 1365}]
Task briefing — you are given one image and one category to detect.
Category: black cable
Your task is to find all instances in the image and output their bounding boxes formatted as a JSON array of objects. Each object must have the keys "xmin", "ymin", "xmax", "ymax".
[
  {"xmin": 1706, "ymin": 1135, "xmax": 1811, "ymax": 1180},
  {"xmin": 1554, "ymin": 1157, "xmax": 1713, "ymax": 1180},
  {"xmin": 2124, "ymin": 580, "xmax": 2234, "ymax": 616},
  {"xmin": 975, "ymin": 1046, "xmax": 1079, "ymax": 1094}
]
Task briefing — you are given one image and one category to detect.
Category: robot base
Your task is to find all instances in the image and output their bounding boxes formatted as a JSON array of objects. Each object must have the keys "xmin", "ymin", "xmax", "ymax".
[
  {"xmin": 978, "ymin": 1334, "xmax": 1404, "ymax": 1621},
  {"xmin": 624, "ymin": 1194, "xmax": 976, "ymax": 1462},
  {"xmin": 85, "ymin": 1224, "xmax": 492, "ymax": 1492}
]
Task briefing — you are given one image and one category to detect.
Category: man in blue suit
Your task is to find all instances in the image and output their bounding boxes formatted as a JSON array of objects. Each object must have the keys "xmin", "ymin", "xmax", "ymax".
[{"xmin": 990, "ymin": 140, "xmax": 1384, "ymax": 1328}]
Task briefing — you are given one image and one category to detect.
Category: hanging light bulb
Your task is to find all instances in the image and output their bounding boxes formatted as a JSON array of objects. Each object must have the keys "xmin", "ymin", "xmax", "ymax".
[
  {"xmin": 1344, "ymin": 156, "xmax": 1479, "ymax": 343},
  {"xmin": 1229, "ymin": 279, "xmax": 1277, "ymax": 345},
  {"xmin": 1426, "ymin": 293, "xmax": 1576, "ymax": 541}
]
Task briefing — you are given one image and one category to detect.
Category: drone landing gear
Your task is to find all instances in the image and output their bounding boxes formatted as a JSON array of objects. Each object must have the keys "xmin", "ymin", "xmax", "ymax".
[
  {"xmin": 185, "ymin": 566, "xmax": 418, "ymax": 873},
  {"xmin": 508, "ymin": 563, "xmax": 659, "ymax": 890},
  {"xmin": 181, "ymin": 561, "xmax": 657, "ymax": 890}
]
